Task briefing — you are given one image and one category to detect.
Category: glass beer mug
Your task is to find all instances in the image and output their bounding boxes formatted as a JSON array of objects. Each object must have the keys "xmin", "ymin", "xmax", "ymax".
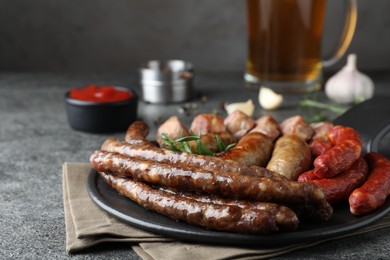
[{"xmin": 245, "ymin": 0, "xmax": 357, "ymax": 93}]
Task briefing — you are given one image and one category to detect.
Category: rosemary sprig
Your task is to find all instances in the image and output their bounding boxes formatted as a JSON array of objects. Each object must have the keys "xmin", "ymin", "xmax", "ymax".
[{"xmin": 161, "ymin": 132, "xmax": 236, "ymax": 156}]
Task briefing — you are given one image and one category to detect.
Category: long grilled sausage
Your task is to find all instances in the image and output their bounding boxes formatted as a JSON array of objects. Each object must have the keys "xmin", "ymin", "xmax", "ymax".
[
  {"xmin": 101, "ymin": 138, "xmax": 285, "ymax": 180},
  {"xmin": 349, "ymin": 152, "xmax": 390, "ymax": 215},
  {"xmin": 99, "ymin": 172, "xmax": 299, "ymax": 232},
  {"xmin": 216, "ymin": 132, "xmax": 273, "ymax": 167},
  {"xmin": 90, "ymin": 150, "xmax": 332, "ymax": 221},
  {"xmin": 313, "ymin": 126, "xmax": 362, "ymax": 178},
  {"xmin": 302, "ymin": 158, "xmax": 369, "ymax": 205},
  {"xmin": 266, "ymin": 135, "xmax": 311, "ymax": 181}
]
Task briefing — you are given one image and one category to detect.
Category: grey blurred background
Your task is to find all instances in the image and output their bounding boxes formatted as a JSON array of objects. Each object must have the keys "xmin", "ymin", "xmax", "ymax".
[{"xmin": 0, "ymin": 0, "xmax": 389, "ymax": 74}]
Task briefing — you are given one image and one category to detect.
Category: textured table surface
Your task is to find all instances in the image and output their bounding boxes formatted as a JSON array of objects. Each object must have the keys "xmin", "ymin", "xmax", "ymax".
[{"xmin": 0, "ymin": 72, "xmax": 389, "ymax": 259}]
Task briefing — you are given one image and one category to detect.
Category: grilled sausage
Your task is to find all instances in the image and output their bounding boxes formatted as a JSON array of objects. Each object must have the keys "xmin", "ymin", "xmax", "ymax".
[
  {"xmin": 101, "ymin": 137, "xmax": 285, "ymax": 180},
  {"xmin": 156, "ymin": 116, "xmax": 190, "ymax": 148},
  {"xmin": 310, "ymin": 121, "xmax": 334, "ymax": 142},
  {"xmin": 349, "ymin": 152, "xmax": 390, "ymax": 215},
  {"xmin": 250, "ymin": 115, "xmax": 281, "ymax": 142},
  {"xmin": 266, "ymin": 135, "xmax": 311, "ymax": 181},
  {"xmin": 224, "ymin": 110, "xmax": 255, "ymax": 140},
  {"xmin": 90, "ymin": 150, "xmax": 332, "ymax": 221},
  {"xmin": 304, "ymin": 158, "xmax": 369, "ymax": 205},
  {"xmin": 280, "ymin": 116, "xmax": 314, "ymax": 142},
  {"xmin": 216, "ymin": 132, "xmax": 273, "ymax": 167},
  {"xmin": 99, "ymin": 172, "xmax": 299, "ymax": 232},
  {"xmin": 190, "ymin": 114, "xmax": 226, "ymax": 135}
]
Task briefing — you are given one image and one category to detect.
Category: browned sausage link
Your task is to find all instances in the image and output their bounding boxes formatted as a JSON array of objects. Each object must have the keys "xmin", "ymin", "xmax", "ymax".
[
  {"xmin": 306, "ymin": 158, "xmax": 369, "ymax": 205},
  {"xmin": 101, "ymin": 138, "xmax": 286, "ymax": 180},
  {"xmin": 216, "ymin": 132, "xmax": 273, "ymax": 167},
  {"xmin": 98, "ymin": 171, "xmax": 284, "ymax": 233},
  {"xmin": 125, "ymin": 121, "xmax": 150, "ymax": 144},
  {"xmin": 164, "ymin": 188, "xmax": 299, "ymax": 231},
  {"xmin": 266, "ymin": 135, "xmax": 311, "ymax": 181},
  {"xmin": 90, "ymin": 150, "xmax": 332, "ymax": 221},
  {"xmin": 349, "ymin": 152, "xmax": 390, "ymax": 215}
]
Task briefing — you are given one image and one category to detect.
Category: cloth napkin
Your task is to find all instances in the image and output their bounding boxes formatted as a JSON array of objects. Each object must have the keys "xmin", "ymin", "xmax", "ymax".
[{"xmin": 63, "ymin": 162, "xmax": 390, "ymax": 260}]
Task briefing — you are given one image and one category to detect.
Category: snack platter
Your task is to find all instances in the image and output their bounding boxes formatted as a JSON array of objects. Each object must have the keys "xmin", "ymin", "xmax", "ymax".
[
  {"xmin": 87, "ymin": 97, "xmax": 390, "ymax": 246},
  {"xmin": 87, "ymin": 169, "xmax": 390, "ymax": 246}
]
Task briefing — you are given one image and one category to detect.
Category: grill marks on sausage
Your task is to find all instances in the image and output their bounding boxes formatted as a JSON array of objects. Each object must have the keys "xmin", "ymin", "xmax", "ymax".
[
  {"xmin": 90, "ymin": 150, "xmax": 332, "ymax": 221},
  {"xmin": 101, "ymin": 138, "xmax": 284, "ymax": 180},
  {"xmin": 99, "ymin": 172, "xmax": 299, "ymax": 233}
]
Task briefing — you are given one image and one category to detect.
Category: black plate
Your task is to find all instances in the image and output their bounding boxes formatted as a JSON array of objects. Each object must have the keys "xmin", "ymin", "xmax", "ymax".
[{"xmin": 87, "ymin": 97, "xmax": 390, "ymax": 247}]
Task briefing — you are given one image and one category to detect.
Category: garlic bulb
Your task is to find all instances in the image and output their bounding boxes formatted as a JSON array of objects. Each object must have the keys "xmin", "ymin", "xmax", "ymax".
[
  {"xmin": 258, "ymin": 87, "xmax": 283, "ymax": 110},
  {"xmin": 325, "ymin": 54, "xmax": 374, "ymax": 104},
  {"xmin": 224, "ymin": 99, "xmax": 255, "ymax": 117}
]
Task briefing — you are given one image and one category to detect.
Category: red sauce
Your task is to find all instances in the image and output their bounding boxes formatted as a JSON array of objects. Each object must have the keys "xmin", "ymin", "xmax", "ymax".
[{"xmin": 69, "ymin": 84, "xmax": 133, "ymax": 102}]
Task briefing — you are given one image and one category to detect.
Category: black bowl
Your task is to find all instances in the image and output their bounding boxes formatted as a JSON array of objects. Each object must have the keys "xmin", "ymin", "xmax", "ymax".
[{"xmin": 64, "ymin": 87, "xmax": 138, "ymax": 133}]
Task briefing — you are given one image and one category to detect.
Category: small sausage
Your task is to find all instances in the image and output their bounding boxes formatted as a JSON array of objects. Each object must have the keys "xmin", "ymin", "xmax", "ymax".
[
  {"xmin": 266, "ymin": 135, "xmax": 311, "ymax": 181},
  {"xmin": 125, "ymin": 121, "xmax": 150, "ymax": 144},
  {"xmin": 224, "ymin": 110, "xmax": 256, "ymax": 140},
  {"xmin": 314, "ymin": 139, "xmax": 362, "ymax": 178},
  {"xmin": 280, "ymin": 116, "xmax": 314, "ymax": 142},
  {"xmin": 328, "ymin": 125, "xmax": 362, "ymax": 145},
  {"xmin": 250, "ymin": 115, "xmax": 281, "ymax": 142},
  {"xmin": 306, "ymin": 158, "xmax": 369, "ymax": 205},
  {"xmin": 190, "ymin": 114, "xmax": 226, "ymax": 135},
  {"xmin": 156, "ymin": 116, "xmax": 190, "ymax": 147},
  {"xmin": 216, "ymin": 132, "xmax": 273, "ymax": 167},
  {"xmin": 98, "ymin": 172, "xmax": 288, "ymax": 233},
  {"xmin": 349, "ymin": 152, "xmax": 390, "ymax": 215}
]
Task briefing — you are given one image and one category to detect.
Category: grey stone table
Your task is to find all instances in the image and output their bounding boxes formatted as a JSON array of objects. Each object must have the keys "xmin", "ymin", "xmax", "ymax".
[{"xmin": 1, "ymin": 72, "xmax": 390, "ymax": 259}]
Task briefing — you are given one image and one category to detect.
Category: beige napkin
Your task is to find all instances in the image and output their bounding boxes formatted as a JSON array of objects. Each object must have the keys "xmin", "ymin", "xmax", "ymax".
[{"xmin": 63, "ymin": 162, "xmax": 390, "ymax": 259}]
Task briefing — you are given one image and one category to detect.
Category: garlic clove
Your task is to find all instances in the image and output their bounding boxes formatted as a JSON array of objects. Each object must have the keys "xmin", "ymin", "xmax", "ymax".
[
  {"xmin": 258, "ymin": 87, "xmax": 284, "ymax": 110},
  {"xmin": 325, "ymin": 54, "xmax": 375, "ymax": 104},
  {"xmin": 224, "ymin": 99, "xmax": 255, "ymax": 117}
]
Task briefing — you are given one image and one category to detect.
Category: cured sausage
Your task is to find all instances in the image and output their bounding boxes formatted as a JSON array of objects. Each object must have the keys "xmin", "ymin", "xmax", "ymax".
[
  {"xmin": 304, "ymin": 158, "xmax": 369, "ymax": 205},
  {"xmin": 216, "ymin": 132, "xmax": 273, "ymax": 167},
  {"xmin": 250, "ymin": 115, "xmax": 281, "ymax": 142},
  {"xmin": 314, "ymin": 139, "xmax": 361, "ymax": 178},
  {"xmin": 90, "ymin": 150, "xmax": 333, "ymax": 221},
  {"xmin": 266, "ymin": 135, "xmax": 311, "ymax": 181},
  {"xmin": 349, "ymin": 152, "xmax": 390, "ymax": 215},
  {"xmin": 313, "ymin": 126, "xmax": 362, "ymax": 178},
  {"xmin": 99, "ymin": 172, "xmax": 299, "ymax": 232}
]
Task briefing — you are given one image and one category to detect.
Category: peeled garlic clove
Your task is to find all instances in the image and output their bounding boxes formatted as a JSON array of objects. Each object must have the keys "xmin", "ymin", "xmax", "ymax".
[
  {"xmin": 224, "ymin": 99, "xmax": 255, "ymax": 117},
  {"xmin": 325, "ymin": 54, "xmax": 374, "ymax": 104},
  {"xmin": 258, "ymin": 87, "xmax": 283, "ymax": 110}
]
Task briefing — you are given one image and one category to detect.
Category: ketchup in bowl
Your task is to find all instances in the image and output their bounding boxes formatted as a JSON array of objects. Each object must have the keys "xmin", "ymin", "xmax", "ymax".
[{"xmin": 69, "ymin": 84, "xmax": 134, "ymax": 103}]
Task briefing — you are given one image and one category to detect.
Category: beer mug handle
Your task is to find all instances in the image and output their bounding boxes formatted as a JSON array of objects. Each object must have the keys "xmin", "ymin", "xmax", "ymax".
[{"xmin": 322, "ymin": 0, "xmax": 358, "ymax": 67}]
